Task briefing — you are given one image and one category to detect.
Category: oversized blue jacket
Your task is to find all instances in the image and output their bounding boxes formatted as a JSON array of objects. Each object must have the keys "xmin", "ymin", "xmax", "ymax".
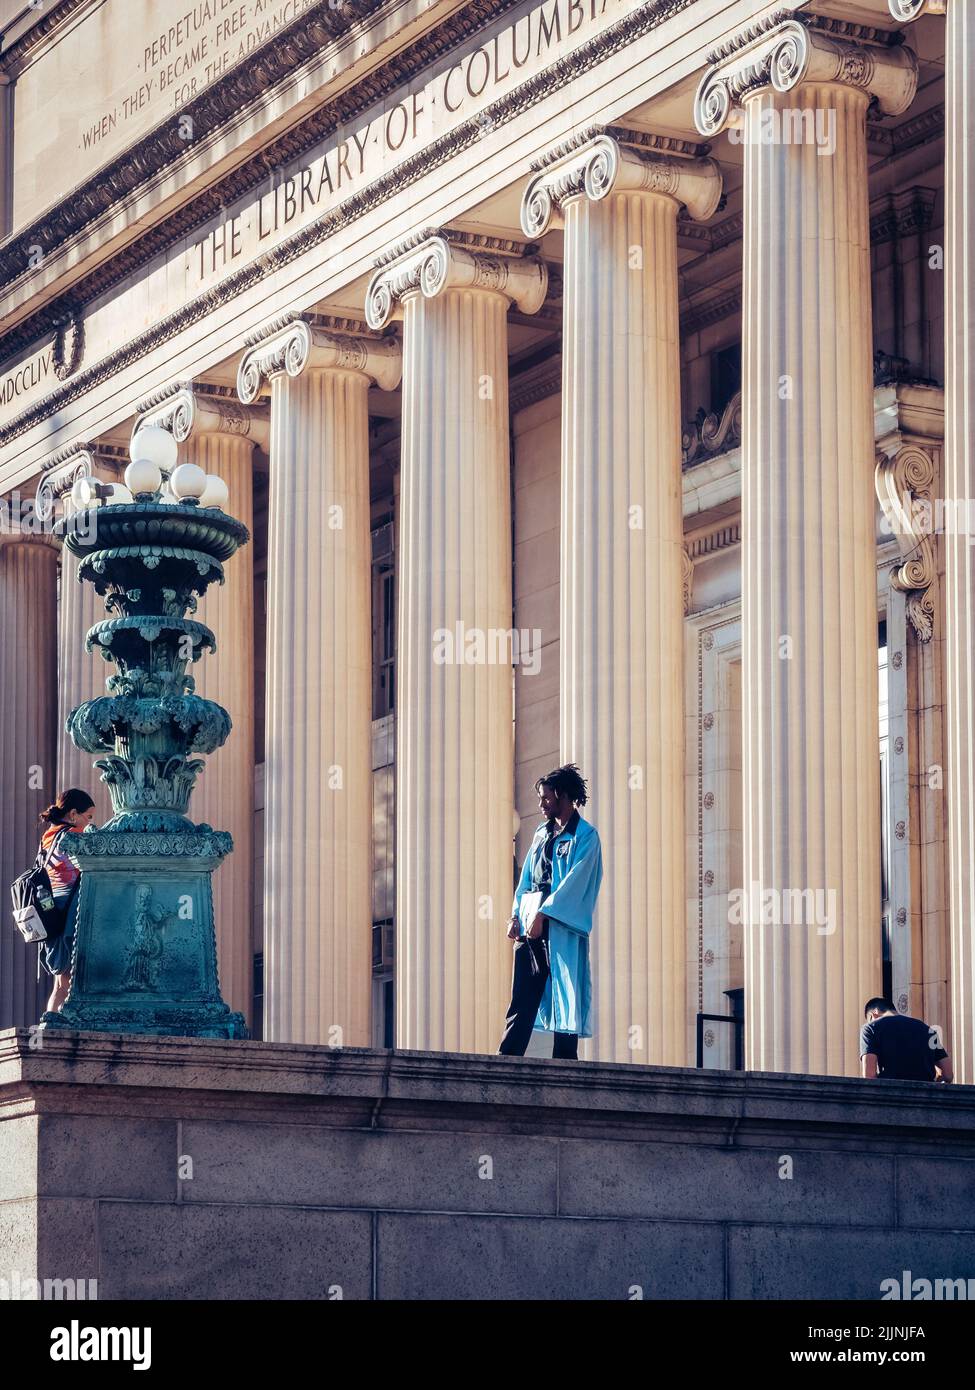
[{"xmin": 511, "ymin": 812, "xmax": 603, "ymax": 1037}]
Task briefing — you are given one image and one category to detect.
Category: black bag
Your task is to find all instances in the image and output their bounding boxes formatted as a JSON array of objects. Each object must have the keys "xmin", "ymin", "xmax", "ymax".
[{"xmin": 10, "ymin": 829, "xmax": 68, "ymax": 944}]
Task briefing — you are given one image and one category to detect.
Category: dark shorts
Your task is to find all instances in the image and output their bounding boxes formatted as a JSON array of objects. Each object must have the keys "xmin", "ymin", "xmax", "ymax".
[{"xmin": 41, "ymin": 889, "xmax": 79, "ymax": 977}]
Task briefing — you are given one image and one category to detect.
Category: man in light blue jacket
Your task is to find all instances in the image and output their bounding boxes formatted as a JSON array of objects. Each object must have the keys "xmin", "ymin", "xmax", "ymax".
[{"xmin": 498, "ymin": 763, "xmax": 603, "ymax": 1060}]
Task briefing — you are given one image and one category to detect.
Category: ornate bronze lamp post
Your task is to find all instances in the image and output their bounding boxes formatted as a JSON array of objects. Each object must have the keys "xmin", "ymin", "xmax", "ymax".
[{"xmin": 41, "ymin": 427, "xmax": 247, "ymax": 1038}]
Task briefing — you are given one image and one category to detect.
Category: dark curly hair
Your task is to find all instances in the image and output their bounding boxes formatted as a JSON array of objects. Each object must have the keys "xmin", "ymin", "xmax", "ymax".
[{"xmin": 534, "ymin": 763, "xmax": 589, "ymax": 806}]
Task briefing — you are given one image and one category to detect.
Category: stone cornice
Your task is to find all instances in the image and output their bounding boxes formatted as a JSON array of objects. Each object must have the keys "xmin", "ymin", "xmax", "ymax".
[
  {"xmin": 870, "ymin": 185, "xmax": 938, "ymax": 244},
  {"xmin": 510, "ymin": 354, "xmax": 562, "ymax": 415},
  {"xmin": 365, "ymin": 234, "xmax": 547, "ymax": 329},
  {"xmin": 695, "ymin": 13, "xmax": 918, "ymax": 138},
  {"xmin": 521, "ymin": 131, "xmax": 722, "ymax": 237},
  {"xmin": 373, "ymin": 226, "xmax": 537, "ymax": 268},
  {"xmin": 529, "ymin": 122, "xmax": 711, "ymax": 170},
  {"xmin": 0, "ymin": 0, "xmax": 520, "ymax": 349},
  {"xmin": 677, "ymin": 210, "xmax": 743, "ymax": 253},
  {"xmin": 868, "ymin": 103, "xmax": 944, "ymax": 155},
  {"xmin": 237, "ymin": 317, "xmax": 403, "ymax": 402},
  {"xmin": 0, "ymin": 0, "xmax": 93, "ymax": 75},
  {"xmin": 684, "ymin": 520, "xmax": 741, "ymax": 559},
  {"xmin": 5, "ymin": 1028, "xmax": 975, "ymax": 1138},
  {"xmin": 133, "ymin": 383, "xmax": 271, "ymax": 450},
  {"xmin": 0, "ymin": 0, "xmax": 697, "ymax": 437},
  {"xmin": 680, "ymin": 288, "xmax": 741, "ymax": 337}
]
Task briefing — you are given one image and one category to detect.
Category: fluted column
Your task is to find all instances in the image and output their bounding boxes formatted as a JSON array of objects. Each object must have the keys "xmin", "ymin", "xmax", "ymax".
[
  {"xmin": 941, "ymin": 0, "xmax": 975, "ymax": 1085},
  {"xmin": 521, "ymin": 132, "xmax": 721, "ymax": 1064},
  {"xmin": 697, "ymin": 17, "xmax": 918, "ymax": 1074},
  {"xmin": 367, "ymin": 234, "xmax": 546, "ymax": 1052},
  {"xmin": 0, "ymin": 535, "xmax": 58, "ymax": 1027},
  {"xmin": 892, "ymin": 0, "xmax": 975, "ymax": 1081},
  {"xmin": 134, "ymin": 385, "xmax": 267, "ymax": 1024},
  {"xmin": 36, "ymin": 447, "xmax": 123, "ymax": 826},
  {"xmin": 238, "ymin": 319, "xmax": 401, "ymax": 1046}
]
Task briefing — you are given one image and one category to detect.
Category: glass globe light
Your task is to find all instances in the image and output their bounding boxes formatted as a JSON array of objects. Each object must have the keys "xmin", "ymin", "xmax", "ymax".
[
  {"xmin": 103, "ymin": 483, "xmax": 134, "ymax": 505},
  {"xmin": 198, "ymin": 474, "xmax": 229, "ymax": 510},
  {"xmin": 170, "ymin": 462, "xmax": 208, "ymax": 501},
  {"xmin": 131, "ymin": 425, "xmax": 178, "ymax": 471},
  {"xmin": 74, "ymin": 477, "xmax": 102, "ymax": 507},
  {"xmin": 125, "ymin": 459, "xmax": 162, "ymax": 497}
]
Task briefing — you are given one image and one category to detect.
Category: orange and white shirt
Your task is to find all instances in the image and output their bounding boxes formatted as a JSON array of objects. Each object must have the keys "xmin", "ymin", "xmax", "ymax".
[{"xmin": 40, "ymin": 823, "xmax": 82, "ymax": 900}]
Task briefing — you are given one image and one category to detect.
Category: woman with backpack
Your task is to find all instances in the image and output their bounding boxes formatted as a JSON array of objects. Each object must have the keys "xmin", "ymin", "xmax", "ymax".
[{"xmin": 37, "ymin": 789, "xmax": 95, "ymax": 1013}]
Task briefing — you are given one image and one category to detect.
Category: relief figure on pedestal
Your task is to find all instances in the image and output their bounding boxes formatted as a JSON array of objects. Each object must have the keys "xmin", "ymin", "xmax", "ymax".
[{"xmin": 122, "ymin": 884, "xmax": 173, "ymax": 992}]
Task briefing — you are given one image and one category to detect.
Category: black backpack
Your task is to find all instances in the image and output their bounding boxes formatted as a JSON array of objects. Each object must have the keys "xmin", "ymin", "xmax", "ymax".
[{"xmin": 10, "ymin": 830, "xmax": 68, "ymax": 944}]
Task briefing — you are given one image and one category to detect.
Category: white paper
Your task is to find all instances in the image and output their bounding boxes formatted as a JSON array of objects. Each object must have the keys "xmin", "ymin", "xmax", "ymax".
[{"xmin": 518, "ymin": 890, "xmax": 543, "ymax": 934}]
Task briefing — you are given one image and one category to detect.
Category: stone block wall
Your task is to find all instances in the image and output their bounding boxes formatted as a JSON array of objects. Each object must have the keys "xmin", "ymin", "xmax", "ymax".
[{"xmin": 1, "ymin": 1031, "xmax": 973, "ymax": 1300}]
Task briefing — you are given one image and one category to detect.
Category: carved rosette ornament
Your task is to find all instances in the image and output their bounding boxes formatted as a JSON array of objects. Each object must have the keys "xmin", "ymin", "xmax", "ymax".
[
  {"xmin": 365, "ymin": 234, "xmax": 547, "ymax": 329},
  {"xmin": 694, "ymin": 16, "xmax": 919, "ymax": 137},
  {"xmin": 237, "ymin": 316, "xmax": 402, "ymax": 399},
  {"xmin": 876, "ymin": 445, "xmax": 939, "ymax": 641},
  {"xmin": 521, "ymin": 131, "xmax": 722, "ymax": 237}
]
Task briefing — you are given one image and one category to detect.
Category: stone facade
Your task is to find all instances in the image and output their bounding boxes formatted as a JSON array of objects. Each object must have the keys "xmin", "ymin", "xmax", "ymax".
[{"xmin": 0, "ymin": 1, "xmax": 970, "ymax": 1084}]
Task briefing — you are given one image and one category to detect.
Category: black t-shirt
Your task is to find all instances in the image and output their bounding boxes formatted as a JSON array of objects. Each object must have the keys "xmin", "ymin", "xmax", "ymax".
[{"xmin": 859, "ymin": 1014, "xmax": 947, "ymax": 1081}]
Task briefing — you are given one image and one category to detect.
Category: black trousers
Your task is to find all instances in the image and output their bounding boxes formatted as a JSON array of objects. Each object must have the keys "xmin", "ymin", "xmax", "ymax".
[{"xmin": 497, "ymin": 932, "xmax": 579, "ymax": 1060}]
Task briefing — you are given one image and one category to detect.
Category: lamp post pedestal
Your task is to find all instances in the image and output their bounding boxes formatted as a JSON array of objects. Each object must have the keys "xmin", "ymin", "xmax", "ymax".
[
  {"xmin": 41, "ymin": 833, "xmax": 245, "ymax": 1037},
  {"xmin": 41, "ymin": 434, "xmax": 249, "ymax": 1039}
]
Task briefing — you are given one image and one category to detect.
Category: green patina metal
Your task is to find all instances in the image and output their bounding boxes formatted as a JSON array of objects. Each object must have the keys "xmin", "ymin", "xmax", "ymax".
[{"xmin": 41, "ymin": 497, "xmax": 249, "ymax": 1038}]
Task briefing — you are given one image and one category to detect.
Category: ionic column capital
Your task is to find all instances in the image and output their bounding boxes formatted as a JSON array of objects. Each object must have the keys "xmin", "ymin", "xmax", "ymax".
[
  {"xmin": 521, "ymin": 131, "xmax": 722, "ymax": 237},
  {"xmin": 136, "ymin": 381, "xmax": 270, "ymax": 449},
  {"xmin": 695, "ymin": 15, "xmax": 919, "ymax": 137},
  {"xmin": 34, "ymin": 442, "xmax": 126, "ymax": 521},
  {"xmin": 888, "ymin": 1, "xmax": 946, "ymax": 21},
  {"xmin": 236, "ymin": 316, "xmax": 402, "ymax": 402},
  {"xmin": 365, "ymin": 233, "xmax": 548, "ymax": 330}
]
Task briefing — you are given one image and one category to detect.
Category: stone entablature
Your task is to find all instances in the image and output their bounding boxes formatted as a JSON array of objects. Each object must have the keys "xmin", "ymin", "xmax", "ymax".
[{"xmin": 0, "ymin": 0, "xmax": 740, "ymax": 486}]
